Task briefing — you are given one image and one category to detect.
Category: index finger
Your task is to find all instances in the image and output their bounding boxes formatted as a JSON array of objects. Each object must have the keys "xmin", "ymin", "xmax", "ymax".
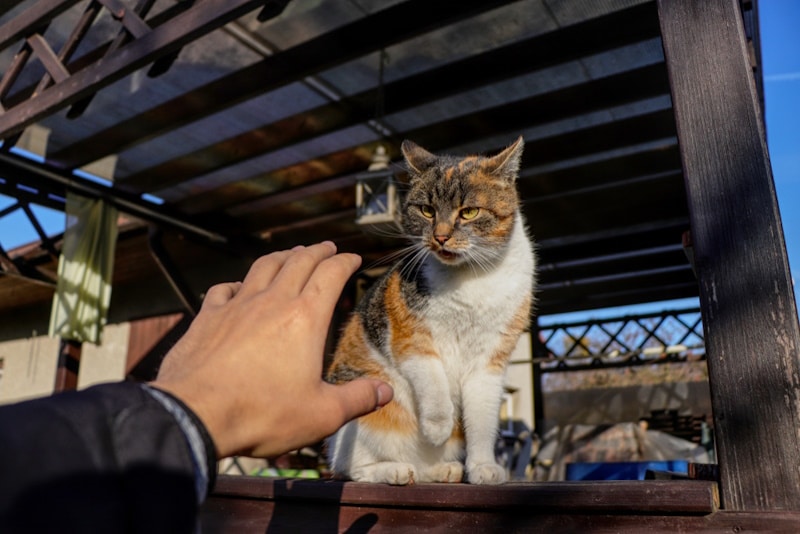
[
  {"xmin": 299, "ymin": 252, "xmax": 362, "ymax": 321},
  {"xmin": 269, "ymin": 241, "xmax": 340, "ymax": 297}
]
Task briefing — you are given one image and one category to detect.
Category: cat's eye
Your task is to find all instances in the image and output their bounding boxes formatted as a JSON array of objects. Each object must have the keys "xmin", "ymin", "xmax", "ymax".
[
  {"xmin": 460, "ymin": 207, "xmax": 480, "ymax": 220},
  {"xmin": 420, "ymin": 205, "xmax": 435, "ymax": 218}
]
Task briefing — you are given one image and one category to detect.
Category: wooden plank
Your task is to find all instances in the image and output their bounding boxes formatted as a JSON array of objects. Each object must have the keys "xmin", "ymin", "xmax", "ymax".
[
  {"xmin": 658, "ymin": 0, "xmax": 800, "ymax": 510},
  {"xmin": 200, "ymin": 477, "xmax": 800, "ymax": 533},
  {"xmin": 0, "ymin": 1, "xmax": 28, "ymax": 19},
  {"xmin": 209, "ymin": 477, "xmax": 718, "ymax": 513},
  {"xmin": 36, "ymin": 0, "xmax": 520, "ymax": 169},
  {"xmin": 96, "ymin": 0, "xmax": 151, "ymax": 39},
  {"xmin": 200, "ymin": 495, "xmax": 800, "ymax": 534},
  {"xmin": 98, "ymin": 6, "xmax": 663, "ymax": 190},
  {"xmin": 0, "ymin": 152, "xmax": 229, "ymax": 244},
  {"xmin": 0, "ymin": 0, "xmax": 272, "ymax": 140},
  {"xmin": 203, "ymin": 108, "xmax": 677, "ymax": 224},
  {"xmin": 537, "ymin": 244, "xmax": 689, "ymax": 286},
  {"xmin": 127, "ymin": 62, "xmax": 670, "ymax": 195},
  {"xmin": 25, "ymin": 34, "xmax": 70, "ymax": 83},
  {"xmin": 0, "ymin": 0, "xmax": 81, "ymax": 51}
]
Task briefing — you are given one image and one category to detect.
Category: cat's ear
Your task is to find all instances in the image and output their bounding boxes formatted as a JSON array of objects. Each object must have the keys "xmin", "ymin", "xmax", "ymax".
[
  {"xmin": 486, "ymin": 136, "xmax": 524, "ymax": 182},
  {"xmin": 401, "ymin": 140, "xmax": 437, "ymax": 175}
]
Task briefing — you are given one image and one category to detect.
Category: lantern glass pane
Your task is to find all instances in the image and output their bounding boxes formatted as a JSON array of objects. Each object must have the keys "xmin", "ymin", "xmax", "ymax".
[{"xmin": 357, "ymin": 173, "xmax": 391, "ymax": 218}]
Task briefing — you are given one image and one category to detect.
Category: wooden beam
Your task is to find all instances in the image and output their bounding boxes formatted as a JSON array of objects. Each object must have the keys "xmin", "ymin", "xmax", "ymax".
[
  {"xmin": 53, "ymin": 338, "xmax": 81, "ymax": 392},
  {"xmin": 0, "ymin": 152, "xmax": 229, "ymax": 244},
  {"xmin": 0, "ymin": 0, "xmax": 81, "ymax": 51},
  {"xmin": 192, "ymin": 107, "xmax": 677, "ymax": 222},
  {"xmin": 125, "ymin": 61, "xmax": 670, "ymax": 195},
  {"xmin": 0, "ymin": 0, "xmax": 272, "ymax": 140},
  {"xmin": 202, "ymin": 477, "xmax": 800, "ymax": 532},
  {"xmin": 658, "ymin": 0, "xmax": 800, "ymax": 510},
  {"xmin": 210, "ymin": 477, "xmax": 719, "ymax": 514},
  {"xmin": 38, "ymin": 0, "xmax": 521, "ymax": 168},
  {"xmin": 0, "ymin": 1, "xmax": 28, "ymax": 19},
  {"xmin": 89, "ymin": 2, "xmax": 661, "ymax": 188}
]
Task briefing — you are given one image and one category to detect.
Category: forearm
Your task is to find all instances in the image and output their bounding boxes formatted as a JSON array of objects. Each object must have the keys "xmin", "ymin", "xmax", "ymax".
[{"xmin": 0, "ymin": 382, "xmax": 215, "ymax": 533}]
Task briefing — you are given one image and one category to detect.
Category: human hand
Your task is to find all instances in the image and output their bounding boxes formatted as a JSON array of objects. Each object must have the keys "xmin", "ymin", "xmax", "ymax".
[{"xmin": 151, "ymin": 241, "xmax": 393, "ymax": 458}]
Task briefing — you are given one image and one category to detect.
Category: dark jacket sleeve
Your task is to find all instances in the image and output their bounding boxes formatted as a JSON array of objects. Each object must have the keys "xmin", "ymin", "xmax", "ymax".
[{"xmin": 0, "ymin": 382, "xmax": 216, "ymax": 534}]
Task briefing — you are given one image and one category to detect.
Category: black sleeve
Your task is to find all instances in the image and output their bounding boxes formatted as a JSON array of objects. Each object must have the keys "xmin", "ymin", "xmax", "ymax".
[{"xmin": 0, "ymin": 382, "xmax": 216, "ymax": 534}]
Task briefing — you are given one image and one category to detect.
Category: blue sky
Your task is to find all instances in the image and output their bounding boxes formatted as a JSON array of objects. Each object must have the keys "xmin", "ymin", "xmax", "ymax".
[
  {"xmin": 761, "ymin": 0, "xmax": 800, "ymax": 301},
  {"xmin": 1, "ymin": 3, "xmax": 798, "ymax": 324}
]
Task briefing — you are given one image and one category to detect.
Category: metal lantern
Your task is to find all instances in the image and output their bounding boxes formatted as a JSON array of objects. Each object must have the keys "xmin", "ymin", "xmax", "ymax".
[{"xmin": 355, "ymin": 145, "xmax": 401, "ymax": 227}]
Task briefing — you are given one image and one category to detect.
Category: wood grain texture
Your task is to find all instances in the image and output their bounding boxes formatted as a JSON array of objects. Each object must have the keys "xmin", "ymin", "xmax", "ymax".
[
  {"xmin": 199, "ymin": 477, "xmax": 800, "ymax": 533},
  {"xmin": 658, "ymin": 0, "xmax": 800, "ymax": 510},
  {"xmin": 209, "ymin": 476, "xmax": 718, "ymax": 513}
]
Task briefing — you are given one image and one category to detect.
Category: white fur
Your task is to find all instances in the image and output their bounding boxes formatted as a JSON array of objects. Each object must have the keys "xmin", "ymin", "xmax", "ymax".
[{"xmin": 328, "ymin": 212, "xmax": 535, "ymax": 485}]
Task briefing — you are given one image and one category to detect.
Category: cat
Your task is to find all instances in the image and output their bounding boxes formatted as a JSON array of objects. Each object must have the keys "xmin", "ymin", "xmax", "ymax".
[{"xmin": 325, "ymin": 137, "xmax": 536, "ymax": 485}]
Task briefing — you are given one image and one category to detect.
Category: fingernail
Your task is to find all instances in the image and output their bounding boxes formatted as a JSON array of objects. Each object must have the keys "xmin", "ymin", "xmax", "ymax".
[{"xmin": 376, "ymin": 382, "xmax": 394, "ymax": 407}]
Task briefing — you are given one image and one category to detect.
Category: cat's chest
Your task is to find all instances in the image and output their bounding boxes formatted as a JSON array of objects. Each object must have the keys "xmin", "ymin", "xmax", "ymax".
[{"xmin": 420, "ymin": 250, "xmax": 533, "ymax": 359}]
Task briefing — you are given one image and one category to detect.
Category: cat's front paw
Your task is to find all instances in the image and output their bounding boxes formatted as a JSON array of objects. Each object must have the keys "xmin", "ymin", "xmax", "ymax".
[
  {"xmin": 351, "ymin": 462, "xmax": 418, "ymax": 485},
  {"xmin": 467, "ymin": 463, "xmax": 507, "ymax": 485},
  {"xmin": 420, "ymin": 405, "xmax": 454, "ymax": 446},
  {"xmin": 426, "ymin": 462, "xmax": 464, "ymax": 483}
]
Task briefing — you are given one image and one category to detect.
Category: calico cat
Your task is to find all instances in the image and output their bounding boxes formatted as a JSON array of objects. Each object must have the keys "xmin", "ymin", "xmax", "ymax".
[{"xmin": 326, "ymin": 137, "xmax": 535, "ymax": 485}]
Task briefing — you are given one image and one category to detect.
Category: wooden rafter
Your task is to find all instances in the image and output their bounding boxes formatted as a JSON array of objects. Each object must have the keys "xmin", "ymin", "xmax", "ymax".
[
  {"xmin": 0, "ymin": 0, "xmax": 280, "ymax": 141},
  {"xmin": 40, "ymin": 0, "xmax": 522, "ymax": 170},
  {"xmin": 66, "ymin": 2, "xmax": 662, "ymax": 190}
]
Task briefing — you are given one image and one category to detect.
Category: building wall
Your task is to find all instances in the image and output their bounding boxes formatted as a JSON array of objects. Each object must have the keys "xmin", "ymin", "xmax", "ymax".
[
  {"xmin": 77, "ymin": 323, "xmax": 130, "ymax": 390},
  {"xmin": 543, "ymin": 381, "xmax": 713, "ymax": 428},
  {"xmin": 0, "ymin": 335, "xmax": 60, "ymax": 405},
  {"xmin": 504, "ymin": 332, "xmax": 535, "ymax": 431},
  {"xmin": 0, "ymin": 324, "xmax": 132, "ymax": 405}
]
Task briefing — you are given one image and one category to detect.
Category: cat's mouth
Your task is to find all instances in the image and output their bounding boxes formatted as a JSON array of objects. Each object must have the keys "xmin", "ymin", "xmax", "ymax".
[{"xmin": 435, "ymin": 249, "xmax": 459, "ymax": 262}]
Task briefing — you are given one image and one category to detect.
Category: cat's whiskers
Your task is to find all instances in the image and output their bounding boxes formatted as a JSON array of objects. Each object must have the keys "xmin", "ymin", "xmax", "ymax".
[
  {"xmin": 462, "ymin": 241, "xmax": 504, "ymax": 275},
  {"xmin": 398, "ymin": 244, "xmax": 430, "ymax": 280},
  {"xmin": 361, "ymin": 244, "xmax": 415, "ymax": 273}
]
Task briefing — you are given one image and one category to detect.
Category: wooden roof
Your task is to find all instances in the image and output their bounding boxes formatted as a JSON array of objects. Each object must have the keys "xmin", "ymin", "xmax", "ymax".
[{"xmin": 0, "ymin": 0, "xmax": 739, "ymax": 326}]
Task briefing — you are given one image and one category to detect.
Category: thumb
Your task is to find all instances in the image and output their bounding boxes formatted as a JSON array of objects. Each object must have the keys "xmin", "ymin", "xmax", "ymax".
[{"xmin": 329, "ymin": 379, "xmax": 394, "ymax": 424}]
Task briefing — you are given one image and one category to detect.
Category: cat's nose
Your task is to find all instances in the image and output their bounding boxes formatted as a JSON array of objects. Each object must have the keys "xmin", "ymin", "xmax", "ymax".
[{"xmin": 434, "ymin": 235, "xmax": 450, "ymax": 245}]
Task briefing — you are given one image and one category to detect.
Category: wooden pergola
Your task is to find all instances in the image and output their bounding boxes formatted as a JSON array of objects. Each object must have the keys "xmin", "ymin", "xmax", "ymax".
[{"xmin": 0, "ymin": 0, "xmax": 798, "ymax": 529}]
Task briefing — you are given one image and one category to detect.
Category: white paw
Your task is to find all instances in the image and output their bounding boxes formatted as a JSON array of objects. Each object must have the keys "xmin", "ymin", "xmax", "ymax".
[
  {"xmin": 426, "ymin": 462, "xmax": 464, "ymax": 483},
  {"xmin": 467, "ymin": 463, "xmax": 507, "ymax": 485},
  {"xmin": 382, "ymin": 463, "xmax": 417, "ymax": 485},
  {"xmin": 420, "ymin": 410, "xmax": 454, "ymax": 446},
  {"xmin": 352, "ymin": 462, "xmax": 417, "ymax": 485}
]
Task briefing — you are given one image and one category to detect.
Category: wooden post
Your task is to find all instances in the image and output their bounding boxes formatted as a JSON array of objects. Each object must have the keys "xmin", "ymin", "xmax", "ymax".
[
  {"xmin": 53, "ymin": 338, "xmax": 82, "ymax": 392},
  {"xmin": 658, "ymin": 0, "xmax": 800, "ymax": 510}
]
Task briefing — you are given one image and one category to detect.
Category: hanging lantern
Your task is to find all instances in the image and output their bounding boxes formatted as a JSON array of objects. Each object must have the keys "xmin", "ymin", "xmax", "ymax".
[{"xmin": 355, "ymin": 145, "xmax": 401, "ymax": 227}]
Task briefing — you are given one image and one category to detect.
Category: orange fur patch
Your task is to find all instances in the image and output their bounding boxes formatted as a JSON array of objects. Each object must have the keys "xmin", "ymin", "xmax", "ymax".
[
  {"xmin": 328, "ymin": 318, "xmax": 390, "ymax": 382},
  {"xmin": 458, "ymin": 156, "xmax": 478, "ymax": 172},
  {"xmin": 450, "ymin": 419, "xmax": 465, "ymax": 441},
  {"xmin": 487, "ymin": 295, "xmax": 532, "ymax": 373},
  {"xmin": 359, "ymin": 398, "xmax": 418, "ymax": 435},
  {"xmin": 385, "ymin": 272, "xmax": 437, "ymax": 361}
]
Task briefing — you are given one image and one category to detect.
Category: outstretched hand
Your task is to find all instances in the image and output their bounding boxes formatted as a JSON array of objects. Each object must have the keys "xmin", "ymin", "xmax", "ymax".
[{"xmin": 152, "ymin": 241, "xmax": 393, "ymax": 458}]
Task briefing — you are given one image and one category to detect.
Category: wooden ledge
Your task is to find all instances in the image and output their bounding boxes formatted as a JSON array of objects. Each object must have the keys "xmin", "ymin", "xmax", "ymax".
[
  {"xmin": 201, "ymin": 477, "xmax": 800, "ymax": 532},
  {"xmin": 209, "ymin": 475, "xmax": 719, "ymax": 514}
]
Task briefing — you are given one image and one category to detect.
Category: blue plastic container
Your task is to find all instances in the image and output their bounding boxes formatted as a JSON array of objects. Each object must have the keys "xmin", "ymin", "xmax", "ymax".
[{"xmin": 565, "ymin": 460, "xmax": 689, "ymax": 481}]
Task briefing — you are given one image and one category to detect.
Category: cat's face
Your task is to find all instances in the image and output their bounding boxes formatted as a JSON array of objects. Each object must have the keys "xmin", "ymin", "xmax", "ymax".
[{"xmin": 401, "ymin": 138, "xmax": 524, "ymax": 268}]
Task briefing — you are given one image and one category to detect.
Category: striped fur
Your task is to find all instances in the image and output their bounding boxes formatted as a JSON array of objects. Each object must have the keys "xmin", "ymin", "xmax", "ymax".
[{"xmin": 326, "ymin": 137, "xmax": 536, "ymax": 485}]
